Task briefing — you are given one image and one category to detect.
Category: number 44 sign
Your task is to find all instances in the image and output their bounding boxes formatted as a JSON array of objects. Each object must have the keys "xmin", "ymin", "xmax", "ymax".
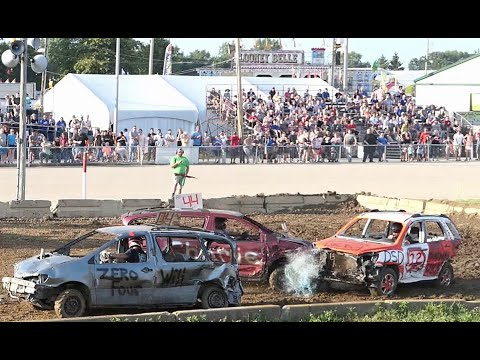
[{"xmin": 174, "ymin": 193, "xmax": 203, "ymax": 209}]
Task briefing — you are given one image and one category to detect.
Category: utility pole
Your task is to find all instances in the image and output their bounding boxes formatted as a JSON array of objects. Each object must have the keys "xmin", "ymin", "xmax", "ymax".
[
  {"xmin": 330, "ymin": 38, "xmax": 336, "ymax": 86},
  {"xmin": 235, "ymin": 38, "xmax": 244, "ymax": 140},
  {"xmin": 40, "ymin": 38, "xmax": 49, "ymax": 113},
  {"xmin": 113, "ymin": 38, "xmax": 120, "ymax": 134},
  {"xmin": 425, "ymin": 38, "xmax": 430, "ymax": 75},
  {"xmin": 148, "ymin": 38, "xmax": 154, "ymax": 75},
  {"xmin": 17, "ymin": 38, "xmax": 28, "ymax": 201},
  {"xmin": 343, "ymin": 38, "xmax": 349, "ymax": 92}
]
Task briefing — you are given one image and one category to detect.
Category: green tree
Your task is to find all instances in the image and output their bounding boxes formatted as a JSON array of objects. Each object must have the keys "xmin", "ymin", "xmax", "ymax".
[
  {"xmin": 388, "ymin": 52, "xmax": 404, "ymax": 70},
  {"xmin": 211, "ymin": 42, "xmax": 234, "ymax": 69},
  {"xmin": 348, "ymin": 51, "xmax": 371, "ymax": 68},
  {"xmin": 137, "ymin": 38, "xmax": 170, "ymax": 74},
  {"xmin": 408, "ymin": 50, "xmax": 473, "ymax": 70},
  {"xmin": 253, "ymin": 38, "xmax": 282, "ymax": 50},
  {"xmin": 378, "ymin": 55, "xmax": 389, "ymax": 69}
]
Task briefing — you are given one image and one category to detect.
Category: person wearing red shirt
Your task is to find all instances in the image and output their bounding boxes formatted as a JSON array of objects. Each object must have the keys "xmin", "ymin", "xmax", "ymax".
[{"xmin": 230, "ymin": 132, "xmax": 240, "ymax": 164}]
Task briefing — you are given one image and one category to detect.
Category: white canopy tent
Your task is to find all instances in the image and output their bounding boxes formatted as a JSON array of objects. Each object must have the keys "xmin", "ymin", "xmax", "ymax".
[
  {"xmin": 42, "ymin": 74, "xmax": 199, "ymax": 135},
  {"xmin": 42, "ymin": 74, "xmax": 337, "ymax": 136}
]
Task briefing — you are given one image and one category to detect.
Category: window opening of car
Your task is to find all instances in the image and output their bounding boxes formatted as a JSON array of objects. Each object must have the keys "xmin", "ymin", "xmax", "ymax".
[
  {"xmin": 54, "ymin": 231, "xmax": 116, "ymax": 257},
  {"xmin": 202, "ymin": 237, "xmax": 233, "ymax": 263},
  {"xmin": 425, "ymin": 221, "xmax": 446, "ymax": 242},
  {"xmin": 406, "ymin": 223, "xmax": 422, "ymax": 244},
  {"xmin": 446, "ymin": 221, "xmax": 461, "ymax": 240},
  {"xmin": 156, "ymin": 236, "xmax": 205, "ymax": 262},
  {"xmin": 243, "ymin": 216, "xmax": 273, "ymax": 233},
  {"xmin": 224, "ymin": 218, "xmax": 261, "ymax": 241},
  {"xmin": 340, "ymin": 218, "xmax": 404, "ymax": 243}
]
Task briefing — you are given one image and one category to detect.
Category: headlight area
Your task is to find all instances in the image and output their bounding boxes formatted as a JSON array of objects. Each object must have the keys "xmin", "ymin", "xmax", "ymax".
[
  {"xmin": 37, "ymin": 274, "xmax": 49, "ymax": 284},
  {"xmin": 358, "ymin": 253, "xmax": 379, "ymax": 280},
  {"xmin": 24, "ymin": 274, "xmax": 49, "ymax": 284}
]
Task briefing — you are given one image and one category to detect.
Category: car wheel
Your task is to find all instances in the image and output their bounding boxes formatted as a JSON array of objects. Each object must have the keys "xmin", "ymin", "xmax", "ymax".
[
  {"xmin": 200, "ymin": 286, "xmax": 228, "ymax": 309},
  {"xmin": 435, "ymin": 262, "xmax": 454, "ymax": 287},
  {"xmin": 269, "ymin": 266, "xmax": 288, "ymax": 292},
  {"xmin": 54, "ymin": 289, "xmax": 87, "ymax": 318},
  {"xmin": 369, "ymin": 267, "xmax": 398, "ymax": 296}
]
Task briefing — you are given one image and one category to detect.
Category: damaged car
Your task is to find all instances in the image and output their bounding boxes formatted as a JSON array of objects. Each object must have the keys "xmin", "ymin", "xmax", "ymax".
[
  {"xmin": 288, "ymin": 211, "xmax": 461, "ymax": 296},
  {"xmin": 2, "ymin": 225, "xmax": 243, "ymax": 318},
  {"xmin": 121, "ymin": 208, "xmax": 313, "ymax": 291}
]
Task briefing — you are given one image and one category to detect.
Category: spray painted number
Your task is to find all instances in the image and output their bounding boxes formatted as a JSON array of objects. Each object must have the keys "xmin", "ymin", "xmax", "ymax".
[
  {"xmin": 111, "ymin": 280, "xmax": 140, "ymax": 296},
  {"xmin": 97, "ymin": 268, "xmax": 139, "ymax": 281},
  {"xmin": 406, "ymin": 248, "xmax": 426, "ymax": 272}
]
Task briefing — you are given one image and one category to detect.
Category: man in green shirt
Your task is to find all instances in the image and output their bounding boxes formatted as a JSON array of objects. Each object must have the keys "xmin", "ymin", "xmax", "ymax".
[{"xmin": 170, "ymin": 148, "xmax": 190, "ymax": 198}]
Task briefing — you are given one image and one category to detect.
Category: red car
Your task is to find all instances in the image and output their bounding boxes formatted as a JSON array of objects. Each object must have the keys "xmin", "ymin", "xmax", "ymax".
[
  {"xmin": 301, "ymin": 211, "xmax": 461, "ymax": 296},
  {"xmin": 122, "ymin": 208, "xmax": 312, "ymax": 291}
]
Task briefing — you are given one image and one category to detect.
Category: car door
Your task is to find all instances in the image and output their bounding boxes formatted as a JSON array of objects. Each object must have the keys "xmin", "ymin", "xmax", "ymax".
[
  {"xmin": 401, "ymin": 221, "xmax": 430, "ymax": 283},
  {"xmin": 93, "ymin": 233, "xmax": 155, "ymax": 306},
  {"xmin": 219, "ymin": 216, "xmax": 267, "ymax": 279},
  {"xmin": 151, "ymin": 234, "xmax": 205, "ymax": 306},
  {"xmin": 423, "ymin": 220, "xmax": 453, "ymax": 277}
]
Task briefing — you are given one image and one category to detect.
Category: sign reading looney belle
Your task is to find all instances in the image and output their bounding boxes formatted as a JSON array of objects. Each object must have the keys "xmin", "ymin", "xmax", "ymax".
[{"xmin": 239, "ymin": 50, "xmax": 304, "ymax": 65}]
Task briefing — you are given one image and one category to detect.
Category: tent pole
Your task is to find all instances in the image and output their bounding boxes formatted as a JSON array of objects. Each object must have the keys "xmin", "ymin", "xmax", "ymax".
[{"xmin": 113, "ymin": 38, "xmax": 120, "ymax": 133}]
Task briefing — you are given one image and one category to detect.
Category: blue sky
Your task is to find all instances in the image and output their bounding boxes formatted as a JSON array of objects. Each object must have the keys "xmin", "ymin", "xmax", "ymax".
[{"xmin": 154, "ymin": 38, "xmax": 480, "ymax": 65}]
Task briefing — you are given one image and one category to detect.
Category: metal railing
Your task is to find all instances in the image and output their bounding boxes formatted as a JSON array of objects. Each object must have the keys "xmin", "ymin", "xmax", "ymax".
[{"xmin": 1, "ymin": 143, "xmax": 478, "ymax": 166}]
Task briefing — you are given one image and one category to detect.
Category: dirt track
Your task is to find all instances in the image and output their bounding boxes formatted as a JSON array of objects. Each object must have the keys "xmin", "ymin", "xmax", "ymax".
[{"xmin": 1, "ymin": 204, "xmax": 480, "ymax": 321}]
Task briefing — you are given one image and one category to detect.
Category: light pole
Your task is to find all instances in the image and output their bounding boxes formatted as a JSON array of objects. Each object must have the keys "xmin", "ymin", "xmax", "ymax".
[
  {"xmin": 425, "ymin": 38, "xmax": 430, "ymax": 75},
  {"xmin": 234, "ymin": 38, "xmax": 244, "ymax": 140},
  {"xmin": 113, "ymin": 38, "xmax": 120, "ymax": 134},
  {"xmin": 343, "ymin": 38, "xmax": 349, "ymax": 92},
  {"xmin": 148, "ymin": 38, "xmax": 154, "ymax": 75},
  {"xmin": 1, "ymin": 38, "xmax": 48, "ymax": 201}
]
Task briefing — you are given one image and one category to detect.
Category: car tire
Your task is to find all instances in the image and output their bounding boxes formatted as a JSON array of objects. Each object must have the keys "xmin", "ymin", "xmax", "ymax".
[
  {"xmin": 269, "ymin": 266, "xmax": 288, "ymax": 292},
  {"xmin": 200, "ymin": 286, "xmax": 228, "ymax": 309},
  {"xmin": 54, "ymin": 289, "xmax": 87, "ymax": 318},
  {"xmin": 435, "ymin": 262, "xmax": 454, "ymax": 287},
  {"xmin": 369, "ymin": 267, "xmax": 398, "ymax": 296}
]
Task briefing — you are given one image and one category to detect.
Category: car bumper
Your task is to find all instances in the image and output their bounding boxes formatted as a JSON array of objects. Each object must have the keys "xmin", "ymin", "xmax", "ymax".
[{"xmin": 2, "ymin": 277, "xmax": 37, "ymax": 298}]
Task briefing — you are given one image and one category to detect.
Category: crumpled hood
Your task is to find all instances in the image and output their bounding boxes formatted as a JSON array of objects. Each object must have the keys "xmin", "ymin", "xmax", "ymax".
[
  {"xmin": 314, "ymin": 236, "xmax": 393, "ymax": 255},
  {"xmin": 14, "ymin": 254, "xmax": 75, "ymax": 278},
  {"xmin": 277, "ymin": 235, "xmax": 313, "ymax": 249}
]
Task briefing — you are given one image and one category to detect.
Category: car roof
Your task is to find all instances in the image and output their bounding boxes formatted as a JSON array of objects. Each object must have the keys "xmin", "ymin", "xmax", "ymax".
[
  {"xmin": 166, "ymin": 208, "xmax": 244, "ymax": 217},
  {"xmin": 358, "ymin": 211, "xmax": 449, "ymax": 223},
  {"xmin": 97, "ymin": 225, "xmax": 230, "ymax": 239}
]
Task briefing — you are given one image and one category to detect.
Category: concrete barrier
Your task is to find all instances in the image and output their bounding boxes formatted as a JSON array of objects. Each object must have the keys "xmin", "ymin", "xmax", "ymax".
[
  {"xmin": 40, "ymin": 311, "xmax": 176, "ymax": 322},
  {"xmin": 383, "ymin": 299, "xmax": 466, "ymax": 311},
  {"xmin": 53, "ymin": 199, "xmax": 121, "ymax": 217},
  {"xmin": 120, "ymin": 199, "xmax": 165, "ymax": 213},
  {"xmin": 356, "ymin": 195, "xmax": 390, "ymax": 210},
  {"xmin": 174, "ymin": 305, "xmax": 282, "ymax": 322},
  {"xmin": 8, "ymin": 200, "xmax": 51, "ymax": 218},
  {"xmin": 2, "ymin": 193, "xmax": 480, "ymax": 219},
  {"xmin": 281, "ymin": 301, "xmax": 382, "ymax": 321},
  {"xmin": 0, "ymin": 201, "xmax": 7, "ymax": 218},
  {"xmin": 424, "ymin": 202, "xmax": 451, "ymax": 215},
  {"xmin": 29, "ymin": 299, "xmax": 479, "ymax": 322},
  {"xmin": 462, "ymin": 301, "xmax": 480, "ymax": 310}
]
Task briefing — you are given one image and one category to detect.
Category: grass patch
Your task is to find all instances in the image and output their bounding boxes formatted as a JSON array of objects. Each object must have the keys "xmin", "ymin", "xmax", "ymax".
[{"xmin": 307, "ymin": 302, "xmax": 480, "ymax": 322}]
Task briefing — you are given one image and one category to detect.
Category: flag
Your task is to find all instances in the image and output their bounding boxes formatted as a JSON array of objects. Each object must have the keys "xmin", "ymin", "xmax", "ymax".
[
  {"xmin": 163, "ymin": 43, "xmax": 173, "ymax": 75},
  {"xmin": 372, "ymin": 60, "xmax": 379, "ymax": 72}
]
